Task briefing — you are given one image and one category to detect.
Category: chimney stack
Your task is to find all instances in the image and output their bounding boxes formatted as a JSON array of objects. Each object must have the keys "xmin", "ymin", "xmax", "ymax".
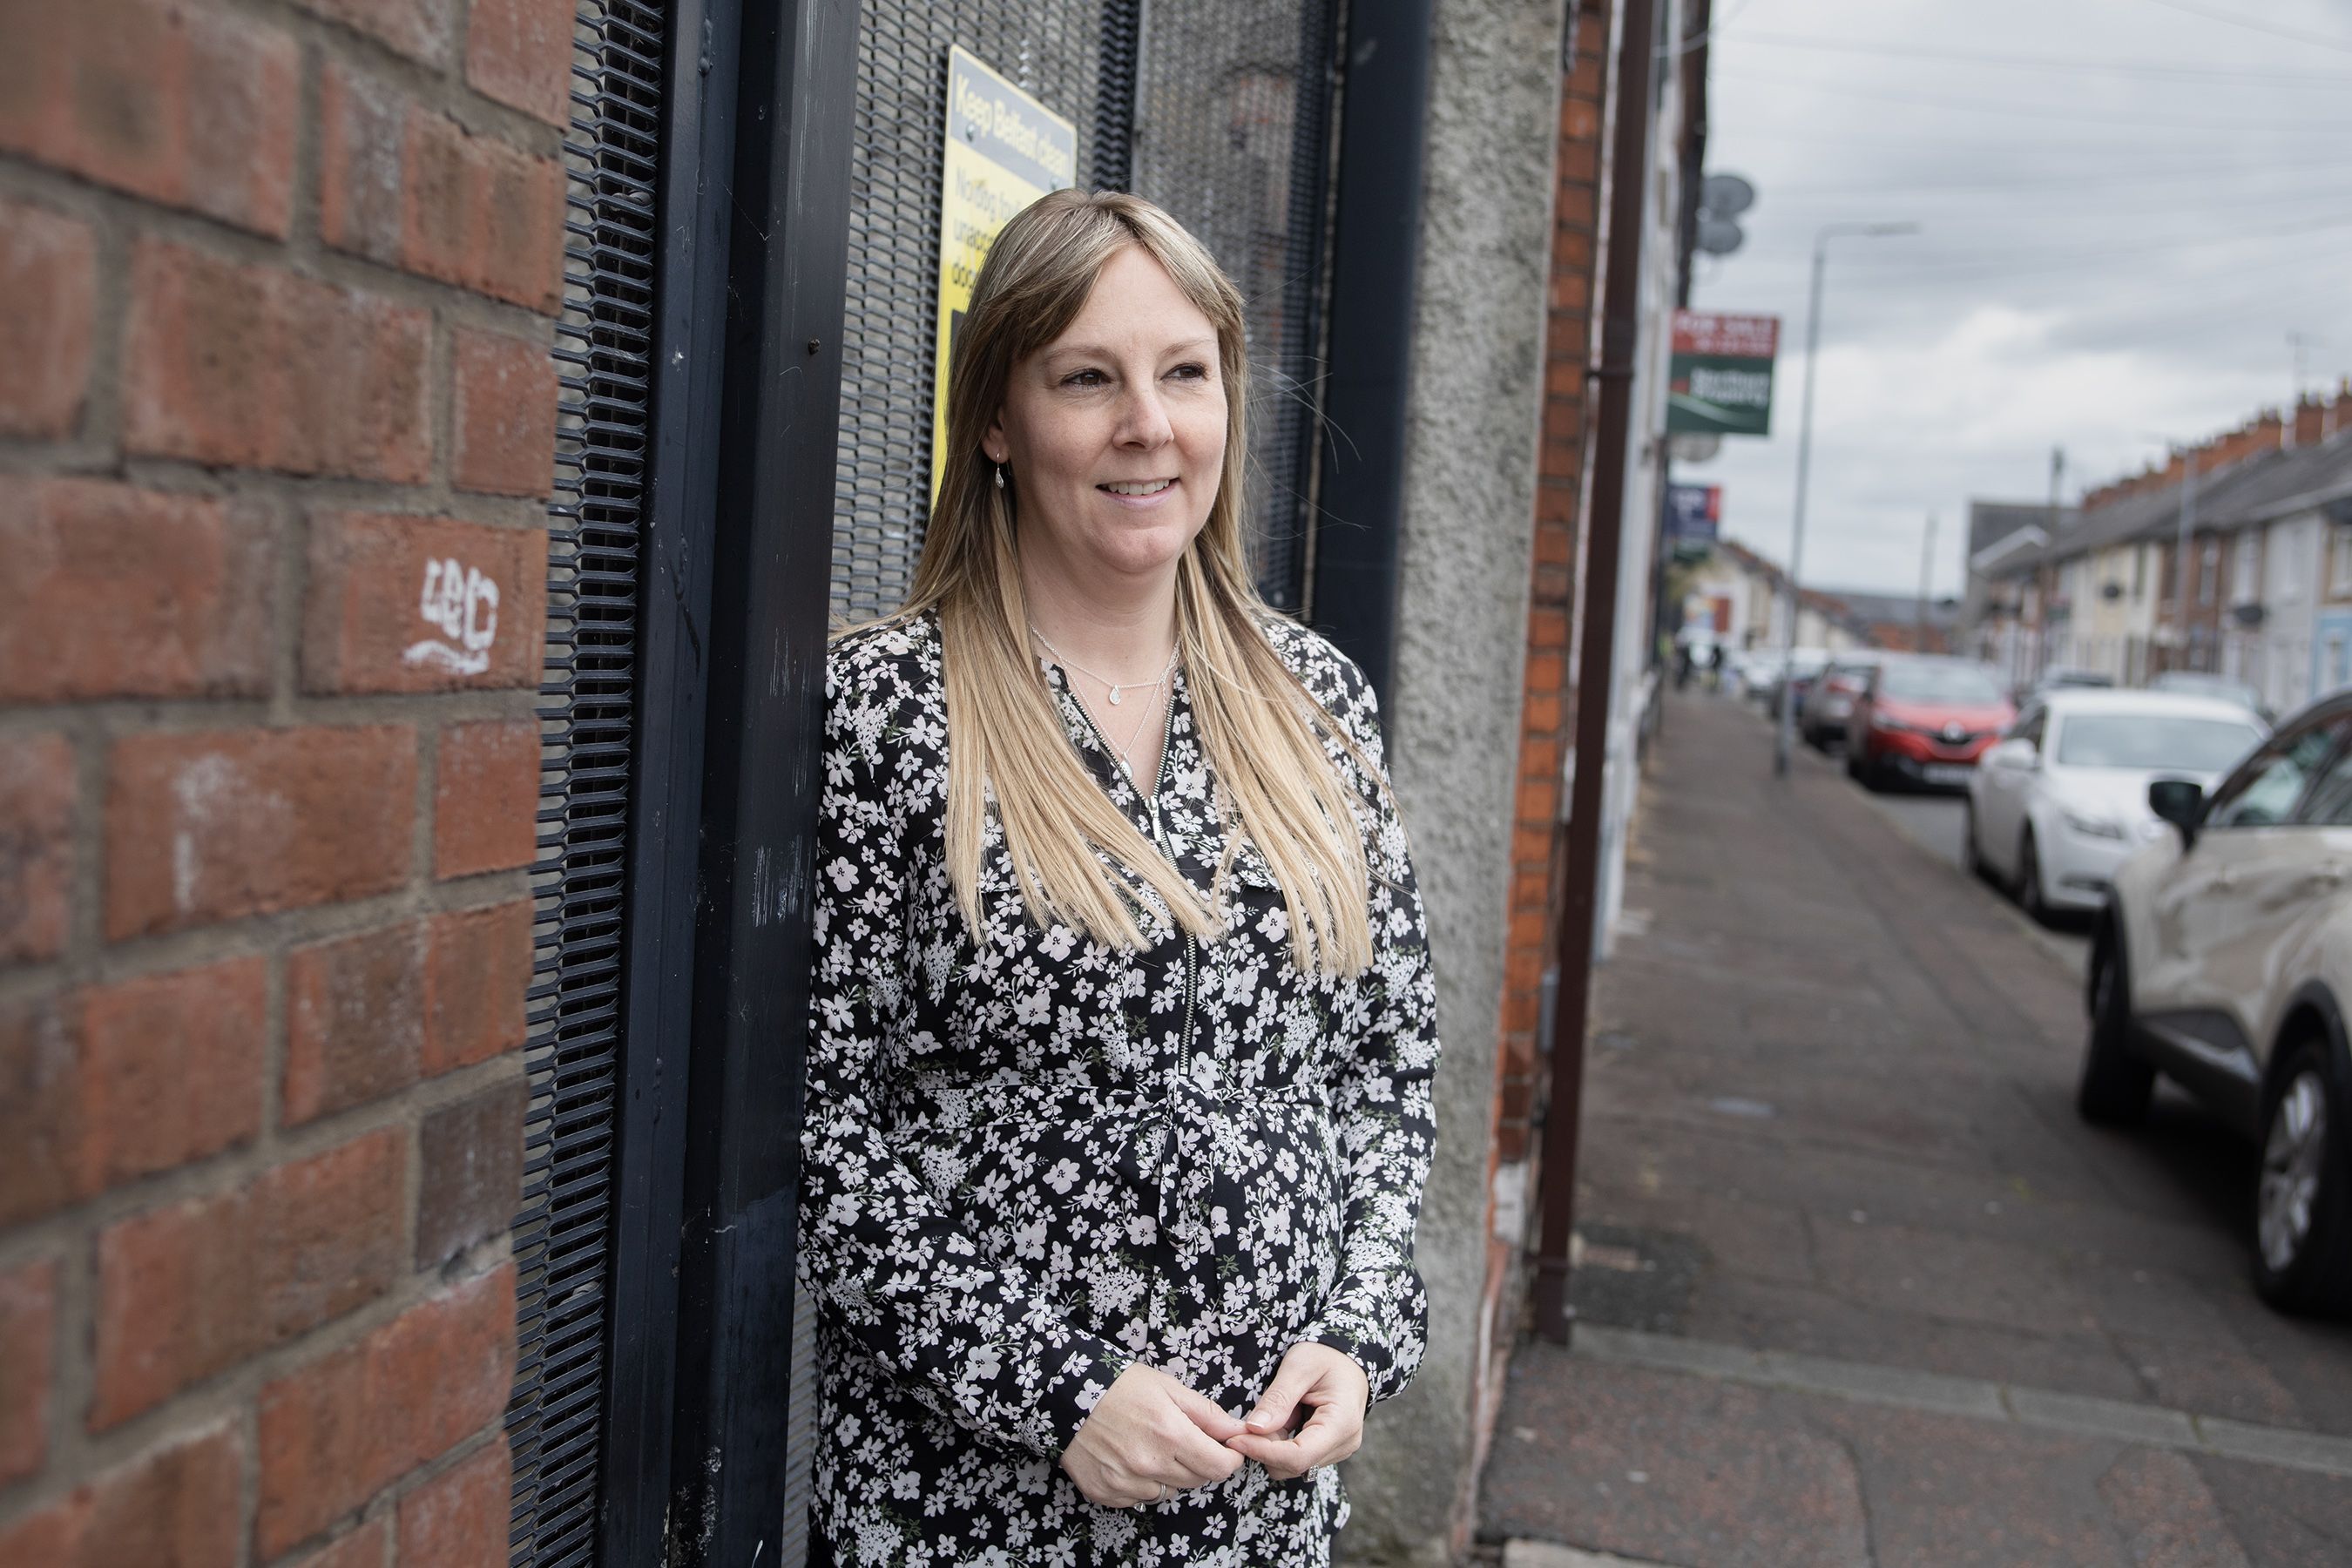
[{"xmin": 2295, "ymin": 394, "xmax": 2326, "ymax": 448}]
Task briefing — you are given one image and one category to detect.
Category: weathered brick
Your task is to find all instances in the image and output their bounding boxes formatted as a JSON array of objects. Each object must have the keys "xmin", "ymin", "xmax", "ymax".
[
  {"xmin": 395, "ymin": 1435, "xmax": 508, "ymax": 1567},
  {"xmin": 0, "ymin": 1419, "xmax": 240, "ymax": 1568},
  {"xmin": 91, "ymin": 1131, "xmax": 403, "ymax": 1429},
  {"xmin": 287, "ymin": 1519, "xmax": 387, "ymax": 1568},
  {"xmin": 0, "ymin": 197, "xmax": 96, "ymax": 436},
  {"xmin": 435, "ymin": 719, "xmax": 540, "ymax": 879},
  {"xmin": 450, "ymin": 328, "xmax": 558, "ymax": 497},
  {"xmin": 0, "ymin": 733, "xmax": 74, "ymax": 965},
  {"xmin": 466, "ymin": 0, "xmax": 575, "ymax": 125},
  {"xmin": 123, "ymin": 240, "xmax": 431, "ymax": 482},
  {"xmin": 0, "ymin": 996, "xmax": 85, "ymax": 1226},
  {"xmin": 285, "ymin": 922, "xmax": 424, "ymax": 1126},
  {"xmin": 302, "ymin": 513, "xmax": 547, "ymax": 695},
  {"xmin": 422, "ymin": 900, "xmax": 531, "ymax": 1076},
  {"xmin": 80, "ymin": 957, "xmax": 267, "ymax": 1189},
  {"xmin": 105, "ymin": 726, "xmax": 416, "ymax": 939},
  {"xmin": 0, "ymin": 1259, "xmax": 56, "ymax": 1485},
  {"xmin": 0, "ymin": 0, "xmax": 297, "ymax": 238},
  {"xmin": 255, "ymin": 1263, "xmax": 516, "ymax": 1558},
  {"xmin": 416, "ymin": 1077, "xmax": 525, "ymax": 1268},
  {"xmin": 320, "ymin": 61, "xmax": 564, "ymax": 312},
  {"xmin": 293, "ymin": 0, "xmax": 460, "ymax": 68},
  {"xmin": 0, "ymin": 479, "xmax": 274, "ymax": 704}
]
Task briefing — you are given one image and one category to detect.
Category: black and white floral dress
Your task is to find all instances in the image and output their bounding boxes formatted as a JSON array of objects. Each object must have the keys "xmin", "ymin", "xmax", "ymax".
[{"xmin": 801, "ymin": 608, "xmax": 1438, "ymax": 1567}]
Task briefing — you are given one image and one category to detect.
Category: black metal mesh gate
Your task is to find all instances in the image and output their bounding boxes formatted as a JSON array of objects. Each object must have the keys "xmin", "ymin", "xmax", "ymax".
[
  {"xmin": 507, "ymin": 2, "xmax": 1345, "ymax": 1561},
  {"xmin": 828, "ymin": 0, "xmax": 1344, "ymax": 623}
]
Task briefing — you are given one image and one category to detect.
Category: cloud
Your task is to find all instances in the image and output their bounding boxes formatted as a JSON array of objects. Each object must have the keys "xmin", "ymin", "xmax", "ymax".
[{"xmin": 1684, "ymin": 0, "xmax": 2352, "ymax": 595}]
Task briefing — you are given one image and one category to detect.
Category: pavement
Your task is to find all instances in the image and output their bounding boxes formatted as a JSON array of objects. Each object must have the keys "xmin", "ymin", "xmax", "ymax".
[{"xmin": 1477, "ymin": 689, "xmax": 2352, "ymax": 1567}]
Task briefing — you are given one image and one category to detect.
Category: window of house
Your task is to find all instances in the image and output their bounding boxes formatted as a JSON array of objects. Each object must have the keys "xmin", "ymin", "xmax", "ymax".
[
  {"xmin": 2331, "ymin": 526, "xmax": 2352, "ymax": 597},
  {"xmin": 2200, "ymin": 537, "xmax": 2220, "ymax": 606},
  {"xmin": 2132, "ymin": 543, "xmax": 2147, "ymax": 600},
  {"xmin": 2234, "ymin": 533, "xmax": 2260, "ymax": 602}
]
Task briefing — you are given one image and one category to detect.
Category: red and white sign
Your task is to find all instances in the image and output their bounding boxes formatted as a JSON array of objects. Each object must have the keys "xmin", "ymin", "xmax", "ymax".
[{"xmin": 1670, "ymin": 311, "xmax": 1780, "ymax": 357}]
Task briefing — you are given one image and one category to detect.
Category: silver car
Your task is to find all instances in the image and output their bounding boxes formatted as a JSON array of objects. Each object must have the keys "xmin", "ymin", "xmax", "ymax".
[{"xmin": 2085, "ymin": 690, "xmax": 2352, "ymax": 1313}]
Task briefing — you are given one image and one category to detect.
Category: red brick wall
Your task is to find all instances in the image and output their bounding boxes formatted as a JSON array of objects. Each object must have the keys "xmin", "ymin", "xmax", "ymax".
[{"xmin": 0, "ymin": 0, "xmax": 565, "ymax": 1560}]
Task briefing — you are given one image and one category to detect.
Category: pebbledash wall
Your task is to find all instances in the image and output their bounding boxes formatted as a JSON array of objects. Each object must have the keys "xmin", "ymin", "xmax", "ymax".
[{"xmin": 0, "ymin": 0, "xmax": 567, "ymax": 1561}]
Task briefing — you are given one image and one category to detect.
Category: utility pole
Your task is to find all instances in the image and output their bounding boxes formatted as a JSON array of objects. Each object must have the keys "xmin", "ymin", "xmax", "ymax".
[
  {"xmin": 1916, "ymin": 511, "xmax": 1936, "ymax": 652},
  {"xmin": 2171, "ymin": 443, "xmax": 2200, "ymax": 675},
  {"xmin": 1774, "ymin": 220, "xmax": 1917, "ymax": 777}
]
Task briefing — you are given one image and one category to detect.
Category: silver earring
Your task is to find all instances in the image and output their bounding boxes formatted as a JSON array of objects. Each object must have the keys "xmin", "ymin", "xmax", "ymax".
[{"xmin": 994, "ymin": 463, "xmax": 1005, "ymax": 491}]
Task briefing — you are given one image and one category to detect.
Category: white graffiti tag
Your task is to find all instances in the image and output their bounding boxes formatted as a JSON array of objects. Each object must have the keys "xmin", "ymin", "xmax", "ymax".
[{"xmin": 403, "ymin": 558, "xmax": 500, "ymax": 675}]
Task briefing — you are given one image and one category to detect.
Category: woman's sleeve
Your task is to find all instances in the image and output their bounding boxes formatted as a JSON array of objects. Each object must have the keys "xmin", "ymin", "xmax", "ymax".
[
  {"xmin": 797, "ymin": 656, "xmax": 1132, "ymax": 1457},
  {"xmin": 1296, "ymin": 666, "xmax": 1441, "ymax": 1405}
]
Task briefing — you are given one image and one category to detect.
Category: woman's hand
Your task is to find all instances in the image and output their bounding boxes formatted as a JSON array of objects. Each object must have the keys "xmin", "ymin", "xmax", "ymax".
[
  {"xmin": 1223, "ymin": 1342, "xmax": 1369, "ymax": 1480},
  {"xmin": 1060, "ymin": 1363, "xmax": 1246, "ymax": 1508}
]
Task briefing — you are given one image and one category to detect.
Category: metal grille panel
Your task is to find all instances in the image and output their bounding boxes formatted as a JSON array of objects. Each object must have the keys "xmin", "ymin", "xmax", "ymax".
[
  {"xmin": 506, "ymin": 2, "xmax": 661, "ymax": 1562},
  {"xmin": 1131, "ymin": 0, "xmax": 1340, "ymax": 608},
  {"xmin": 826, "ymin": 2, "xmax": 1339, "ymax": 621},
  {"xmin": 830, "ymin": 4, "xmax": 1115, "ymax": 621}
]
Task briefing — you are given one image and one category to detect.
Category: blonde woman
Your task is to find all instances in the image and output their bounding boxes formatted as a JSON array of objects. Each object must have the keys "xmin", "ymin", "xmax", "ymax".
[{"xmin": 801, "ymin": 188, "xmax": 1438, "ymax": 1565}]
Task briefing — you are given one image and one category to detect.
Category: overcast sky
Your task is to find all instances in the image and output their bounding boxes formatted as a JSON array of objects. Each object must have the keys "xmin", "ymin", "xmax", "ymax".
[{"xmin": 1687, "ymin": 0, "xmax": 2352, "ymax": 598}]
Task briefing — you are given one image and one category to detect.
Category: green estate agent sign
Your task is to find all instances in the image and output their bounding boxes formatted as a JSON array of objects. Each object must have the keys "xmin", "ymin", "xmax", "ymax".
[{"xmin": 1667, "ymin": 311, "xmax": 1779, "ymax": 436}]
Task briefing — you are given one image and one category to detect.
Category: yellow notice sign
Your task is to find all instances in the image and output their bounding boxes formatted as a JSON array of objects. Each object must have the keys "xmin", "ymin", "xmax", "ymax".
[{"xmin": 932, "ymin": 47, "xmax": 1078, "ymax": 504}]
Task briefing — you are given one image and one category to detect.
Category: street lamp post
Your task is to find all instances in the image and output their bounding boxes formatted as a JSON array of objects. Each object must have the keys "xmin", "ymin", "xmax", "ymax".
[{"xmin": 1774, "ymin": 220, "xmax": 1918, "ymax": 778}]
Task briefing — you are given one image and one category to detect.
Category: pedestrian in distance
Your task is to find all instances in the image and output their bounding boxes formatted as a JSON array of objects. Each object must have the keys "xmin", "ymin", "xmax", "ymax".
[{"xmin": 801, "ymin": 187, "xmax": 1442, "ymax": 1565}]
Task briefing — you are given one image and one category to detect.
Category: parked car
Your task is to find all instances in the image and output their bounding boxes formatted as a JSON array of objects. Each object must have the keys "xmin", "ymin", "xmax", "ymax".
[
  {"xmin": 1765, "ymin": 647, "xmax": 1832, "ymax": 719},
  {"xmin": 1843, "ymin": 657, "xmax": 2015, "ymax": 792},
  {"xmin": 2152, "ymin": 669, "xmax": 2274, "ymax": 724},
  {"xmin": 2020, "ymin": 668, "xmax": 2116, "ymax": 706},
  {"xmin": 1966, "ymin": 690, "xmax": 2267, "ymax": 921},
  {"xmin": 2082, "ymin": 689, "xmax": 2352, "ymax": 1313},
  {"xmin": 1799, "ymin": 652, "xmax": 1888, "ymax": 750}
]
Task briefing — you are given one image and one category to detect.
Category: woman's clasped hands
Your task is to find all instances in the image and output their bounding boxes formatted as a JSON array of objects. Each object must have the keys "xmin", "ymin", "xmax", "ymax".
[{"xmin": 1059, "ymin": 1343, "xmax": 1371, "ymax": 1509}]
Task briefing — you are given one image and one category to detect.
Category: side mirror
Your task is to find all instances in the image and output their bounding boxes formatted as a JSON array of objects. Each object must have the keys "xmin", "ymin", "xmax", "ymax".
[
  {"xmin": 1990, "ymin": 737, "xmax": 2038, "ymax": 771},
  {"xmin": 2148, "ymin": 778, "xmax": 2205, "ymax": 848}
]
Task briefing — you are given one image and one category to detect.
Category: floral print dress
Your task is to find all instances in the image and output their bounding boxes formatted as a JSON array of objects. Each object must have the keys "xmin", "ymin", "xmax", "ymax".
[{"xmin": 801, "ymin": 609, "xmax": 1438, "ymax": 1567}]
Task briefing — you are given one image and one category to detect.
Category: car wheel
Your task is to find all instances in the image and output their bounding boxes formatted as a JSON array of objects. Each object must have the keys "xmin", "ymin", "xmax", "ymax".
[
  {"xmin": 1845, "ymin": 743, "xmax": 1862, "ymax": 781},
  {"xmin": 2017, "ymin": 829, "xmax": 2049, "ymax": 923},
  {"xmin": 2077, "ymin": 929, "xmax": 2153, "ymax": 1126},
  {"xmin": 2251, "ymin": 1033, "xmax": 2352, "ymax": 1315}
]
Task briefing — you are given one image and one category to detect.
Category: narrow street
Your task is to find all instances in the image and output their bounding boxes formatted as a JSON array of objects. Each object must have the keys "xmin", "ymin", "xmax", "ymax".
[{"xmin": 1478, "ymin": 689, "xmax": 2352, "ymax": 1567}]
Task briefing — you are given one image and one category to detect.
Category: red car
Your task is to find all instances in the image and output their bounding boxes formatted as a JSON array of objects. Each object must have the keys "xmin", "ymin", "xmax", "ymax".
[{"xmin": 1846, "ymin": 658, "xmax": 2017, "ymax": 792}]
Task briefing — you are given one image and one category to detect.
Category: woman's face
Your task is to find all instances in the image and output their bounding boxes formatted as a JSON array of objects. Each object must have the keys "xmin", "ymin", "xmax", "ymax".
[{"xmin": 989, "ymin": 245, "xmax": 1227, "ymax": 593}]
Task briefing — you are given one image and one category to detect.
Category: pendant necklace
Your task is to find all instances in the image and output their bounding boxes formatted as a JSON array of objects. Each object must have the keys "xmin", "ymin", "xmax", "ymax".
[{"xmin": 1029, "ymin": 625, "xmax": 1176, "ymax": 708}]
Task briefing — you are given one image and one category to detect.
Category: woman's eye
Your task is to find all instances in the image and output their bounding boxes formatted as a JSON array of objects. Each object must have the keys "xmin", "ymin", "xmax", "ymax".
[
  {"xmin": 1061, "ymin": 368, "xmax": 1106, "ymax": 388},
  {"xmin": 1168, "ymin": 362, "xmax": 1208, "ymax": 381}
]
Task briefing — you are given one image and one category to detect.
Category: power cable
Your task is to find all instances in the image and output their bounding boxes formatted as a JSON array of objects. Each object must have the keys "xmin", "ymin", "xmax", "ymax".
[
  {"xmin": 1721, "ymin": 29, "xmax": 2352, "ymax": 86},
  {"xmin": 2132, "ymin": 0, "xmax": 2352, "ymax": 56},
  {"xmin": 1724, "ymin": 67, "xmax": 2352, "ymax": 134}
]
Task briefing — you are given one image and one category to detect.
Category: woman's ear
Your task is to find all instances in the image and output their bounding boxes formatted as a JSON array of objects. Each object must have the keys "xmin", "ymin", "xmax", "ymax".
[{"xmin": 983, "ymin": 412, "xmax": 1008, "ymax": 468}]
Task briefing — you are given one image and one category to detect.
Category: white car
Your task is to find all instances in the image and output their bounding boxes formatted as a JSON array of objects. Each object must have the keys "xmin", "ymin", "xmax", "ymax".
[
  {"xmin": 2083, "ymin": 691, "xmax": 2352, "ymax": 1312},
  {"xmin": 1965, "ymin": 689, "xmax": 2268, "ymax": 920}
]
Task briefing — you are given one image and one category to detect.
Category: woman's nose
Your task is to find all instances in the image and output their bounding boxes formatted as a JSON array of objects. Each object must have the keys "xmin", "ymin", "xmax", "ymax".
[{"xmin": 1115, "ymin": 385, "xmax": 1173, "ymax": 448}]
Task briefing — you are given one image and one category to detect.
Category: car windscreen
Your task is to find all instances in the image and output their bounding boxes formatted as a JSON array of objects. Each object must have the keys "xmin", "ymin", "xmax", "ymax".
[
  {"xmin": 1877, "ymin": 662, "xmax": 2004, "ymax": 704},
  {"xmin": 2052, "ymin": 714, "xmax": 2261, "ymax": 772}
]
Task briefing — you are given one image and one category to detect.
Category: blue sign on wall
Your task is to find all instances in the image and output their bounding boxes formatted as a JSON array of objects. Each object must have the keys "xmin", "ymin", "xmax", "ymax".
[{"xmin": 1664, "ymin": 483, "xmax": 1721, "ymax": 543}]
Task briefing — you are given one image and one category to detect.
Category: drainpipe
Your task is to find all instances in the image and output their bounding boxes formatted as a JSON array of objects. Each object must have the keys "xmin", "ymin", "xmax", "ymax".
[{"xmin": 1532, "ymin": 0, "xmax": 1659, "ymax": 1347}]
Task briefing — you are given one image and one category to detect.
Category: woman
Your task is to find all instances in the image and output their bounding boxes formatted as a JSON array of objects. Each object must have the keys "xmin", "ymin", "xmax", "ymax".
[{"xmin": 802, "ymin": 187, "xmax": 1438, "ymax": 1565}]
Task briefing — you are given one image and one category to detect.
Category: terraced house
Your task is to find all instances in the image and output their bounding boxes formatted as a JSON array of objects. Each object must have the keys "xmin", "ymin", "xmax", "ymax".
[{"xmin": 1967, "ymin": 388, "xmax": 2352, "ymax": 712}]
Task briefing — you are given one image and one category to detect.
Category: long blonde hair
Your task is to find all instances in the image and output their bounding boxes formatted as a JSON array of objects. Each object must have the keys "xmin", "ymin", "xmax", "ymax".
[{"xmin": 868, "ymin": 189, "xmax": 1381, "ymax": 976}]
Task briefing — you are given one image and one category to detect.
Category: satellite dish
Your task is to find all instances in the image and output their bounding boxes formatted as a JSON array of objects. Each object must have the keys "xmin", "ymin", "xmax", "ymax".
[
  {"xmin": 1700, "ymin": 172, "xmax": 1755, "ymax": 218},
  {"xmin": 1669, "ymin": 432, "xmax": 1722, "ymax": 463},
  {"xmin": 1696, "ymin": 215, "xmax": 1744, "ymax": 256}
]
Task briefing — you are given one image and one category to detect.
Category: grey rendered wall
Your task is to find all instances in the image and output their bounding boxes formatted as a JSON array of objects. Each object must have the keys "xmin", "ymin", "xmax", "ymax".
[{"xmin": 1339, "ymin": 0, "xmax": 1564, "ymax": 1562}]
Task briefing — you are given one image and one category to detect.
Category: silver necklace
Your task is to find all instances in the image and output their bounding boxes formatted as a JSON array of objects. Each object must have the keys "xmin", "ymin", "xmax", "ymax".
[{"xmin": 1028, "ymin": 625, "xmax": 1176, "ymax": 707}]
